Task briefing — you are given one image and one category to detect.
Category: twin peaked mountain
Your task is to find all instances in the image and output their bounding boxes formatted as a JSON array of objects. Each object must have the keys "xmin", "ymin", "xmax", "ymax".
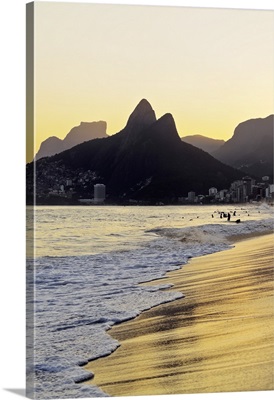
[{"xmin": 30, "ymin": 99, "xmax": 244, "ymax": 203}]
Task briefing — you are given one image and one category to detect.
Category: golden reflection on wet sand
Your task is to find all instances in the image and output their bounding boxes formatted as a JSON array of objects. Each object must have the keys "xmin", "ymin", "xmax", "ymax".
[{"xmin": 86, "ymin": 234, "xmax": 274, "ymax": 396}]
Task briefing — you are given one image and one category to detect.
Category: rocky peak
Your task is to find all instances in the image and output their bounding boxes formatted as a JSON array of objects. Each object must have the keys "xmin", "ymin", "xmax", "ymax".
[
  {"xmin": 65, "ymin": 121, "xmax": 107, "ymax": 144},
  {"xmin": 34, "ymin": 120, "xmax": 108, "ymax": 160},
  {"xmin": 149, "ymin": 113, "xmax": 181, "ymax": 144},
  {"xmin": 124, "ymin": 99, "xmax": 157, "ymax": 135}
]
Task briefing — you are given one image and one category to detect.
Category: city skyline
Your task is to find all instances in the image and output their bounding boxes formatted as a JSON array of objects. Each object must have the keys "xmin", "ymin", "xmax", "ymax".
[{"xmin": 27, "ymin": 1, "xmax": 274, "ymax": 162}]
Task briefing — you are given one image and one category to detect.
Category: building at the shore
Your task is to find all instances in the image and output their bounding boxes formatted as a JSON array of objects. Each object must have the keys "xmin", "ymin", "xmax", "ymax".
[
  {"xmin": 218, "ymin": 189, "xmax": 228, "ymax": 201},
  {"xmin": 229, "ymin": 176, "xmax": 256, "ymax": 203},
  {"xmin": 204, "ymin": 175, "xmax": 274, "ymax": 204},
  {"xmin": 266, "ymin": 184, "xmax": 274, "ymax": 200},
  {"xmin": 209, "ymin": 187, "xmax": 218, "ymax": 196},
  {"xmin": 188, "ymin": 191, "xmax": 196, "ymax": 203},
  {"xmin": 94, "ymin": 184, "xmax": 106, "ymax": 204}
]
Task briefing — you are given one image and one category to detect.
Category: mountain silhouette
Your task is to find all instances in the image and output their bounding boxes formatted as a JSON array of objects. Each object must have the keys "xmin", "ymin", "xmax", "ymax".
[
  {"xmin": 35, "ymin": 121, "xmax": 108, "ymax": 160},
  {"xmin": 27, "ymin": 99, "xmax": 245, "ymax": 203},
  {"xmin": 213, "ymin": 115, "xmax": 273, "ymax": 179},
  {"xmin": 123, "ymin": 98, "xmax": 157, "ymax": 135},
  {"xmin": 181, "ymin": 135, "xmax": 225, "ymax": 155}
]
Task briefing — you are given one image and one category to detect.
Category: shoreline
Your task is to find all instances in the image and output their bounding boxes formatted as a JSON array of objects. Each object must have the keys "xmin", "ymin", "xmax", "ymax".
[
  {"xmin": 85, "ymin": 232, "xmax": 274, "ymax": 396},
  {"xmin": 27, "ymin": 202, "xmax": 274, "ymax": 207}
]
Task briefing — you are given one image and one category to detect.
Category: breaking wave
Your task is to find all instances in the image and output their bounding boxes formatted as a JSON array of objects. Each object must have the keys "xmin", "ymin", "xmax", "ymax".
[{"xmin": 147, "ymin": 218, "xmax": 274, "ymax": 245}]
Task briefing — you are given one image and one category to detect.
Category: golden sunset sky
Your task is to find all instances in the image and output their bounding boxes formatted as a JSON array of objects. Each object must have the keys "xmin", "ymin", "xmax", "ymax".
[{"xmin": 28, "ymin": 1, "xmax": 274, "ymax": 162}]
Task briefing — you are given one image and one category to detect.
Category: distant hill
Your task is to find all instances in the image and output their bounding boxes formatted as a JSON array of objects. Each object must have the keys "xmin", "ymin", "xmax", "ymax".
[
  {"xmin": 213, "ymin": 115, "xmax": 274, "ymax": 179},
  {"xmin": 35, "ymin": 121, "xmax": 108, "ymax": 160},
  {"xmin": 27, "ymin": 99, "xmax": 244, "ymax": 204},
  {"xmin": 181, "ymin": 135, "xmax": 225, "ymax": 154}
]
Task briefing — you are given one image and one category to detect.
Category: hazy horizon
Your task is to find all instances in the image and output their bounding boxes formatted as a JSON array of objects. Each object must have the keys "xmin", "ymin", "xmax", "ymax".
[{"xmin": 27, "ymin": 2, "xmax": 274, "ymax": 163}]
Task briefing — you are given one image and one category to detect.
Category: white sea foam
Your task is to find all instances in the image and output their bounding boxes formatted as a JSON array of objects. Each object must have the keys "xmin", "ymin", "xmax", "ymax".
[
  {"xmin": 26, "ymin": 204, "xmax": 273, "ymax": 398},
  {"xmin": 147, "ymin": 218, "xmax": 274, "ymax": 244}
]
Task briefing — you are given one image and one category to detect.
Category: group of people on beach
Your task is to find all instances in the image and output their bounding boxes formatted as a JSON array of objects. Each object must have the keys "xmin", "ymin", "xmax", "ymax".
[{"xmin": 212, "ymin": 210, "xmax": 241, "ymax": 223}]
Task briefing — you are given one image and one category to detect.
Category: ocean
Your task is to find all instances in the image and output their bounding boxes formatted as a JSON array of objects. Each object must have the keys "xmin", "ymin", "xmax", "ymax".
[{"xmin": 26, "ymin": 204, "xmax": 273, "ymax": 399}]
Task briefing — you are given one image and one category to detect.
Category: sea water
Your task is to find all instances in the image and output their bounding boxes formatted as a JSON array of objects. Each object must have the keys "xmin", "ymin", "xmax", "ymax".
[{"xmin": 26, "ymin": 204, "xmax": 273, "ymax": 398}]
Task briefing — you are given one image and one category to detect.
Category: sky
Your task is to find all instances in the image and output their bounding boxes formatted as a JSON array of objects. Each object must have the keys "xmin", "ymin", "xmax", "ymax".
[{"xmin": 27, "ymin": 0, "xmax": 274, "ymax": 163}]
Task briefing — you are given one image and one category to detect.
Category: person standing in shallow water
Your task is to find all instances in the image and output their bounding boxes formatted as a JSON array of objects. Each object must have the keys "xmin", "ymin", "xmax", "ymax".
[{"xmin": 227, "ymin": 213, "xmax": 231, "ymax": 222}]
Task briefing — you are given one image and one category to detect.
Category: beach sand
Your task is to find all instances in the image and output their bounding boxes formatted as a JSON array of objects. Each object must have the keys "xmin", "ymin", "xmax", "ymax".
[{"xmin": 86, "ymin": 233, "xmax": 274, "ymax": 396}]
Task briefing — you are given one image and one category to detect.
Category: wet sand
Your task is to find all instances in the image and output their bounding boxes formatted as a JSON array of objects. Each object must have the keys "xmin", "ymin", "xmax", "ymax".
[{"xmin": 86, "ymin": 234, "xmax": 274, "ymax": 396}]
